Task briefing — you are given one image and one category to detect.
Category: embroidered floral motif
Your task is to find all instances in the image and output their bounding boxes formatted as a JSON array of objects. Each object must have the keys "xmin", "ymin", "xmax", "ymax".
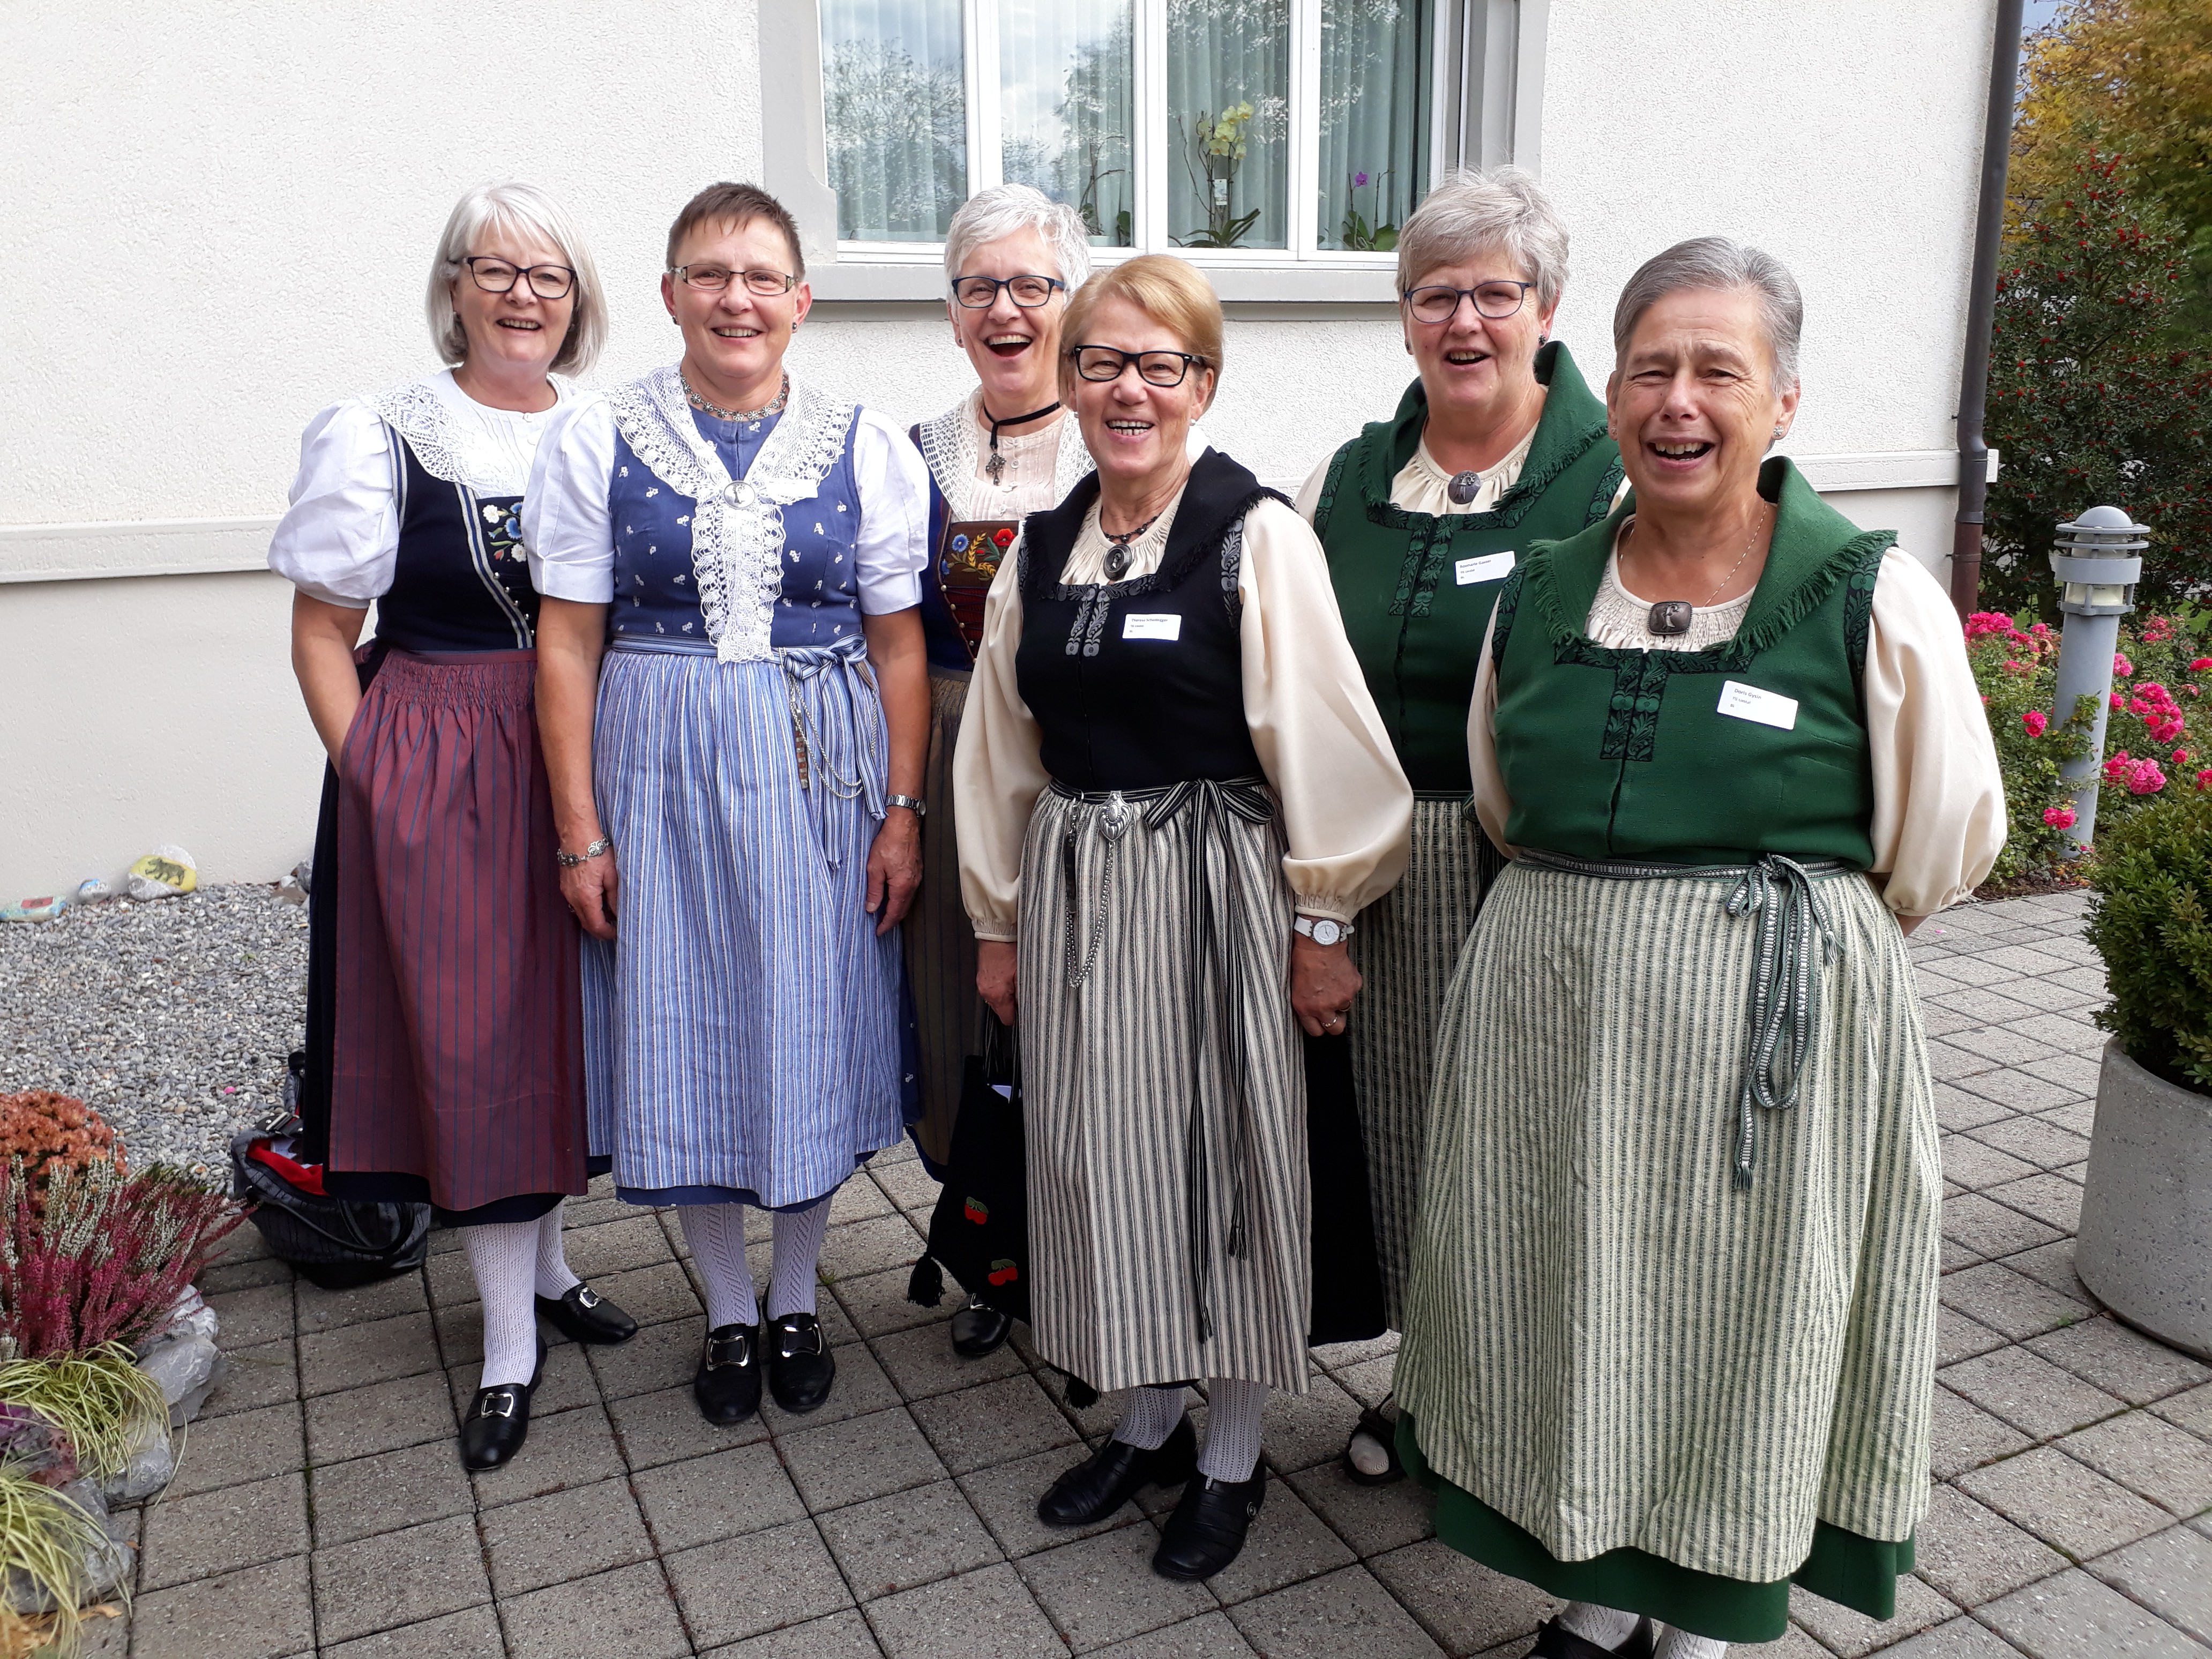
[{"xmin": 606, "ymin": 366, "xmax": 854, "ymax": 664}]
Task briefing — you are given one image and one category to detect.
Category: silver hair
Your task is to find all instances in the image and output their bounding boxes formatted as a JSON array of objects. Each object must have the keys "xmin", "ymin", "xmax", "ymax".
[
  {"xmin": 425, "ymin": 181, "xmax": 607, "ymax": 376},
  {"xmin": 943, "ymin": 183, "xmax": 1093, "ymax": 293},
  {"xmin": 1611, "ymin": 236, "xmax": 1803, "ymax": 388},
  {"xmin": 1395, "ymin": 166, "xmax": 1570, "ymax": 310}
]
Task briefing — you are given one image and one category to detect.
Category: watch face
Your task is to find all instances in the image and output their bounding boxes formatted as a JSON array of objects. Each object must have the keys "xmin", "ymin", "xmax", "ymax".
[{"xmin": 1310, "ymin": 920, "xmax": 1342, "ymax": 947}]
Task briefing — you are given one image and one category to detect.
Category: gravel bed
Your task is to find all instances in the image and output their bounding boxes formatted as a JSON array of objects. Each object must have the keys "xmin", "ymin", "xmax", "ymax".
[{"xmin": 0, "ymin": 885, "xmax": 307, "ymax": 1180}]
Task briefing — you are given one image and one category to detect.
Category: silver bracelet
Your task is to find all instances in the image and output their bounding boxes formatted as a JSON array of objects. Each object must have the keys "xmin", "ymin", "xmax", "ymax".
[
  {"xmin": 556, "ymin": 837, "xmax": 612, "ymax": 868},
  {"xmin": 885, "ymin": 794, "xmax": 928, "ymax": 818}
]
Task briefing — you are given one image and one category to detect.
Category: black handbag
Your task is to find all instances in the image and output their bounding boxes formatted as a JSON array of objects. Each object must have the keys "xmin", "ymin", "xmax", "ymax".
[
  {"xmin": 228, "ymin": 1110, "xmax": 431, "ymax": 1292},
  {"xmin": 923, "ymin": 1014, "xmax": 1032, "ymax": 1325}
]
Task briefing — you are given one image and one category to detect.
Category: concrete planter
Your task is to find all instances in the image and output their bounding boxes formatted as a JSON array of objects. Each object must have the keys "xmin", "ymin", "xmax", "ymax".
[{"xmin": 2077, "ymin": 1038, "xmax": 2212, "ymax": 1360}]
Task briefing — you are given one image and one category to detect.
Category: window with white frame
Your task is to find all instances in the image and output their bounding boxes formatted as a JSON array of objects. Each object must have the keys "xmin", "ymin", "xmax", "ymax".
[{"xmin": 820, "ymin": 0, "xmax": 1439, "ymax": 263}]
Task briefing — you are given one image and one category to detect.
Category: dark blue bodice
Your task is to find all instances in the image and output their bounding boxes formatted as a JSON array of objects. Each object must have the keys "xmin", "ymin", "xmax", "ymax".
[
  {"xmin": 373, "ymin": 437, "xmax": 537, "ymax": 652},
  {"xmin": 608, "ymin": 406, "xmax": 866, "ymax": 647}
]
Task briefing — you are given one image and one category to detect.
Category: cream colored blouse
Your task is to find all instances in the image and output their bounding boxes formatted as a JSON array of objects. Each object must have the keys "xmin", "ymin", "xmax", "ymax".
[
  {"xmin": 953, "ymin": 490, "xmax": 1414, "ymax": 941},
  {"xmin": 1292, "ymin": 422, "xmax": 1540, "ymax": 520},
  {"xmin": 1466, "ymin": 534, "xmax": 2007, "ymax": 916}
]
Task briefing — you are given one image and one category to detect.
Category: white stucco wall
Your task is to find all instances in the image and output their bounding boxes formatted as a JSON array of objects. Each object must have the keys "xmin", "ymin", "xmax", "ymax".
[{"xmin": 0, "ymin": 0, "xmax": 1996, "ymax": 896}]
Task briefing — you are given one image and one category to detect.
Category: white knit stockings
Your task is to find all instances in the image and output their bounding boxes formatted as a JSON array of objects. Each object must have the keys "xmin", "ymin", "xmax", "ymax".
[
  {"xmin": 677, "ymin": 1203, "xmax": 760, "ymax": 1331},
  {"xmin": 459, "ymin": 1220, "xmax": 541, "ymax": 1391}
]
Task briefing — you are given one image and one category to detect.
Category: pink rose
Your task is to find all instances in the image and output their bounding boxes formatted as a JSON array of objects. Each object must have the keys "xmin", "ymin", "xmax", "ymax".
[
  {"xmin": 2042, "ymin": 805, "xmax": 2077, "ymax": 829},
  {"xmin": 2127, "ymin": 760, "xmax": 2166, "ymax": 795},
  {"xmin": 2172, "ymin": 749, "xmax": 2190, "ymax": 765},
  {"xmin": 2198, "ymin": 769, "xmax": 2212, "ymax": 791},
  {"xmin": 2192, "ymin": 657, "xmax": 2212, "ymax": 672},
  {"xmin": 2023, "ymin": 709, "xmax": 2049, "ymax": 736},
  {"xmin": 2114, "ymin": 653, "xmax": 2134, "ymax": 677}
]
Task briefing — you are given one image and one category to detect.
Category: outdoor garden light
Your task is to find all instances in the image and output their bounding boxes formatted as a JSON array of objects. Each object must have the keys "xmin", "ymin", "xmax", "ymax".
[{"xmin": 2047, "ymin": 504, "xmax": 2151, "ymax": 848}]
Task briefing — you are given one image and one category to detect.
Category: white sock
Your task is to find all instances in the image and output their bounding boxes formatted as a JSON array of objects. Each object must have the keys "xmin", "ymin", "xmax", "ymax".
[
  {"xmin": 1653, "ymin": 1627, "xmax": 1725, "ymax": 1659},
  {"xmin": 1349, "ymin": 1389, "xmax": 1398, "ymax": 1477},
  {"xmin": 766, "ymin": 1197, "xmax": 831, "ymax": 1320},
  {"xmin": 1197, "ymin": 1377, "xmax": 1266, "ymax": 1482},
  {"xmin": 677, "ymin": 1202, "xmax": 759, "ymax": 1330},
  {"xmin": 459, "ymin": 1220, "xmax": 541, "ymax": 1390},
  {"xmin": 534, "ymin": 1201, "xmax": 581, "ymax": 1299},
  {"xmin": 1560, "ymin": 1604, "xmax": 1641, "ymax": 1650},
  {"xmin": 1111, "ymin": 1385, "xmax": 1186, "ymax": 1451}
]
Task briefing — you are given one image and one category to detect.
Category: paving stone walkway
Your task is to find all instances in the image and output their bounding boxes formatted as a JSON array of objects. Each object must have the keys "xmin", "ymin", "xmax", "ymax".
[{"xmin": 98, "ymin": 891, "xmax": 2212, "ymax": 1658}]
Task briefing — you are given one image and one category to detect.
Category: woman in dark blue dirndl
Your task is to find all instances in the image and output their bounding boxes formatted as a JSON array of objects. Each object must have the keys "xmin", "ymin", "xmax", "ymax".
[{"xmin": 274, "ymin": 183, "xmax": 637, "ymax": 1474}]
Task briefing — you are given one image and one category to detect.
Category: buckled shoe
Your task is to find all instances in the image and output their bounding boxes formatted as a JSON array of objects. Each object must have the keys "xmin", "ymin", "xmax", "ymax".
[
  {"xmin": 765, "ymin": 1312, "xmax": 837, "ymax": 1414},
  {"xmin": 1528, "ymin": 1616, "xmax": 1657, "ymax": 1658},
  {"xmin": 693, "ymin": 1322, "xmax": 764, "ymax": 1424},
  {"xmin": 459, "ymin": 1341, "xmax": 547, "ymax": 1471},
  {"xmin": 1152, "ymin": 1467, "xmax": 1266, "ymax": 1580},
  {"xmin": 535, "ymin": 1282, "xmax": 638, "ymax": 1346},
  {"xmin": 1036, "ymin": 1417, "xmax": 1197, "ymax": 1527}
]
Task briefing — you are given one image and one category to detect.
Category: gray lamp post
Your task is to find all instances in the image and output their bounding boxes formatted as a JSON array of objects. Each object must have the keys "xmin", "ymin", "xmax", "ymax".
[{"xmin": 2049, "ymin": 505, "xmax": 2148, "ymax": 850}]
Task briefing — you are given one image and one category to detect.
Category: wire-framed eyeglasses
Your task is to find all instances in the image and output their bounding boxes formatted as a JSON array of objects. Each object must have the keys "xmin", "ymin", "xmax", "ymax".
[
  {"xmin": 668, "ymin": 265, "xmax": 799, "ymax": 296},
  {"xmin": 1068, "ymin": 345, "xmax": 1209, "ymax": 387},
  {"xmin": 951, "ymin": 274, "xmax": 1066, "ymax": 309},
  {"xmin": 463, "ymin": 257, "xmax": 577, "ymax": 300},
  {"xmin": 1402, "ymin": 281, "xmax": 1536, "ymax": 324}
]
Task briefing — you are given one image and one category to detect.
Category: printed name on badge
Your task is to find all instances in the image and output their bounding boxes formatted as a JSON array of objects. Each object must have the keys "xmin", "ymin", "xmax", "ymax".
[
  {"xmin": 1122, "ymin": 614, "xmax": 1182, "ymax": 641},
  {"xmin": 1717, "ymin": 681, "xmax": 1800, "ymax": 730},
  {"xmin": 1454, "ymin": 550, "xmax": 1516, "ymax": 586}
]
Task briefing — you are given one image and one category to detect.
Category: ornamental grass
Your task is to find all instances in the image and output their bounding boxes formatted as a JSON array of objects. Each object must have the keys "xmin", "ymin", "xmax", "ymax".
[{"xmin": 0, "ymin": 1459, "xmax": 111, "ymax": 1657}]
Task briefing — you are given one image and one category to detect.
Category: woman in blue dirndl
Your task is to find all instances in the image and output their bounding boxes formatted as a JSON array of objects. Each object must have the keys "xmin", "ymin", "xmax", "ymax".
[{"xmin": 527, "ymin": 183, "xmax": 931, "ymax": 1425}]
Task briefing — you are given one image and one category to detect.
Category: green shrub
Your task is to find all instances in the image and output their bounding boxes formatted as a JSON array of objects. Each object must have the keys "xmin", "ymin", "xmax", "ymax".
[{"xmin": 2084, "ymin": 787, "xmax": 2212, "ymax": 1090}]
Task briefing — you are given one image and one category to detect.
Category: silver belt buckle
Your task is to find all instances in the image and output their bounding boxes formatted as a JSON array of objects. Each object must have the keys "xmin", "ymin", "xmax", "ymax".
[{"xmin": 1098, "ymin": 790, "xmax": 1132, "ymax": 843}]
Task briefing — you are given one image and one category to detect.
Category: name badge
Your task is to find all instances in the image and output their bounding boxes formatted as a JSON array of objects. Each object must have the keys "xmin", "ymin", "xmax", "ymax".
[
  {"xmin": 1122, "ymin": 614, "xmax": 1182, "ymax": 641},
  {"xmin": 1454, "ymin": 550, "xmax": 1515, "ymax": 586},
  {"xmin": 1717, "ymin": 681, "xmax": 1799, "ymax": 730}
]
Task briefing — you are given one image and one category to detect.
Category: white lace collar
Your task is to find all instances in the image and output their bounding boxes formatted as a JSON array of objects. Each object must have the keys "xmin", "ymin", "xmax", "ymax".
[
  {"xmin": 915, "ymin": 391, "xmax": 1093, "ymax": 521},
  {"xmin": 369, "ymin": 371, "xmax": 568, "ymax": 497},
  {"xmin": 603, "ymin": 364, "xmax": 855, "ymax": 664}
]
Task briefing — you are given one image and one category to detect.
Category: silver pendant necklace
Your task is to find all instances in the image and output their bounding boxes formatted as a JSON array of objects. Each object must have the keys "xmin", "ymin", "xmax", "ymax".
[
  {"xmin": 1626, "ymin": 506, "xmax": 1768, "ymax": 637},
  {"xmin": 1447, "ymin": 469, "xmax": 1483, "ymax": 505},
  {"xmin": 981, "ymin": 399, "xmax": 1060, "ymax": 485},
  {"xmin": 1100, "ymin": 511, "xmax": 1162, "ymax": 581}
]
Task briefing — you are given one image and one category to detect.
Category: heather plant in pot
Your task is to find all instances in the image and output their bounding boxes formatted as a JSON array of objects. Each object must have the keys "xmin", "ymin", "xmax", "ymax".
[{"xmin": 2075, "ymin": 787, "xmax": 2212, "ymax": 1358}]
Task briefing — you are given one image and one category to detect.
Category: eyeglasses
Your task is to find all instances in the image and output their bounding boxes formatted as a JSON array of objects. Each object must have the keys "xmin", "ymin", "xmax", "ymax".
[
  {"xmin": 464, "ymin": 257, "xmax": 577, "ymax": 300},
  {"xmin": 1069, "ymin": 345, "xmax": 1209, "ymax": 387},
  {"xmin": 668, "ymin": 265, "xmax": 798, "ymax": 296},
  {"xmin": 1402, "ymin": 281, "xmax": 1536, "ymax": 324},
  {"xmin": 951, "ymin": 274, "xmax": 1065, "ymax": 309}
]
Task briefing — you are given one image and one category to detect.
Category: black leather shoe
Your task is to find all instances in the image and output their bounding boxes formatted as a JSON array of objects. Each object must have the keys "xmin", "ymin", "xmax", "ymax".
[
  {"xmin": 459, "ymin": 1341, "xmax": 546, "ymax": 1471},
  {"xmin": 1036, "ymin": 1417, "xmax": 1197, "ymax": 1527},
  {"xmin": 1153, "ymin": 1467, "xmax": 1266, "ymax": 1580},
  {"xmin": 765, "ymin": 1312, "xmax": 837, "ymax": 1414},
  {"xmin": 1528, "ymin": 1615, "xmax": 1657, "ymax": 1658},
  {"xmin": 535, "ymin": 1282, "xmax": 638, "ymax": 1346},
  {"xmin": 693, "ymin": 1322, "xmax": 763, "ymax": 1424},
  {"xmin": 950, "ymin": 1294, "xmax": 1013, "ymax": 1358}
]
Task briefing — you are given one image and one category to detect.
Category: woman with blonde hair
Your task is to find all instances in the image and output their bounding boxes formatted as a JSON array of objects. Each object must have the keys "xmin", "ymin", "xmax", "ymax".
[
  {"xmin": 272, "ymin": 181, "xmax": 634, "ymax": 1474},
  {"xmin": 955, "ymin": 254, "xmax": 1411, "ymax": 1579}
]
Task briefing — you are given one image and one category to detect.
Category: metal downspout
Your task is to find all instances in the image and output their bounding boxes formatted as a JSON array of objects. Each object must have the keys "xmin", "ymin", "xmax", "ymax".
[{"xmin": 1951, "ymin": 0, "xmax": 2026, "ymax": 619}]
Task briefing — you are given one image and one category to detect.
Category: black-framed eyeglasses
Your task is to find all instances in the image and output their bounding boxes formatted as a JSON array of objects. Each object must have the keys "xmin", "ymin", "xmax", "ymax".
[
  {"xmin": 1402, "ymin": 281, "xmax": 1536, "ymax": 324},
  {"xmin": 668, "ymin": 265, "xmax": 798, "ymax": 296},
  {"xmin": 1069, "ymin": 345, "xmax": 1209, "ymax": 387},
  {"xmin": 463, "ymin": 257, "xmax": 577, "ymax": 300},
  {"xmin": 951, "ymin": 273, "xmax": 1066, "ymax": 309}
]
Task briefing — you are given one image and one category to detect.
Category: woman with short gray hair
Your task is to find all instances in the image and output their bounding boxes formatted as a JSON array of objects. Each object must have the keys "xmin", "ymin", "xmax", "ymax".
[
  {"xmin": 1292, "ymin": 166, "xmax": 1621, "ymax": 1484},
  {"xmin": 903, "ymin": 184, "xmax": 1097, "ymax": 1362},
  {"xmin": 272, "ymin": 181, "xmax": 633, "ymax": 1475},
  {"xmin": 1393, "ymin": 237, "xmax": 2004, "ymax": 1658}
]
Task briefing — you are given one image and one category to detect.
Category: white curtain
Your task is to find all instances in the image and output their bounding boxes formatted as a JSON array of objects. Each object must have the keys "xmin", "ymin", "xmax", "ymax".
[
  {"xmin": 999, "ymin": 0, "xmax": 1135, "ymax": 246},
  {"xmin": 821, "ymin": 0, "xmax": 968, "ymax": 242},
  {"xmin": 1165, "ymin": 0, "xmax": 1290, "ymax": 251},
  {"xmin": 1317, "ymin": 0, "xmax": 1430, "ymax": 251}
]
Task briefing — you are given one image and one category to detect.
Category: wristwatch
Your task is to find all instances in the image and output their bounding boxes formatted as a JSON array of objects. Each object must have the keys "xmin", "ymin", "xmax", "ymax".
[
  {"xmin": 1294, "ymin": 915, "xmax": 1354, "ymax": 947},
  {"xmin": 556, "ymin": 837, "xmax": 612, "ymax": 869},
  {"xmin": 885, "ymin": 794, "xmax": 928, "ymax": 817}
]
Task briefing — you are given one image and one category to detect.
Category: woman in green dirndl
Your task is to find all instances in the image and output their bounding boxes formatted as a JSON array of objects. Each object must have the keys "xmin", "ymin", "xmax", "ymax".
[
  {"xmin": 1293, "ymin": 168, "xmax": 1621, "ymax": 1483},
  {"xmin": 1395, "ymin": 238, "xmax": 2005, "ymax": 1658}
]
